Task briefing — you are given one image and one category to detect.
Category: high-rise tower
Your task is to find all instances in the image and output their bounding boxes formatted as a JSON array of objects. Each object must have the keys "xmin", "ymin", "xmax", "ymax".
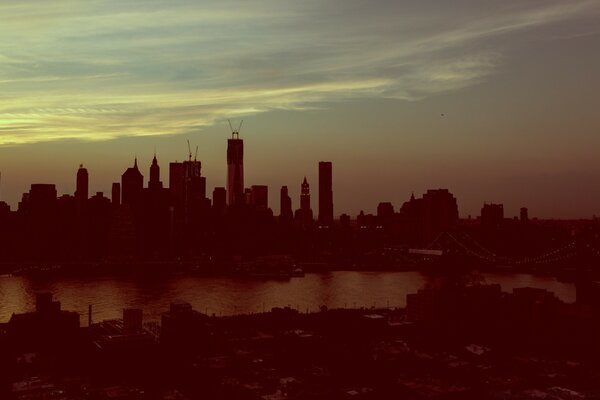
[
  {"xmin": 280, "ymin": 186, "xmax": 293, "ymax": 221},
  {"xmin": 121, "ymin": 158, "xmax": 144, "ymax": 207},
  {"xmin": 75, "ymin": 164, "xmax": 88, "ymax": 216},
  {"xmin": 75, "ymin": 164, "xmax": 88, "ymax": 202},
  {"xmin": 300, "ymin": 177, "xmax": 311, "ymax": 212},
  {"xmin": 294, "ymin": 177, "xmax": 313, "ymax": 225},
  {"xmin": 149, "ymin": 153, "xmax": 163, "ymax": 190},
  {"xmin": 227, "ymin": 121, "xmax": 244, "ymax": 206},
  {"xmin": 318, "ymin": 161, "xmax": 333, "ymax": 226}
]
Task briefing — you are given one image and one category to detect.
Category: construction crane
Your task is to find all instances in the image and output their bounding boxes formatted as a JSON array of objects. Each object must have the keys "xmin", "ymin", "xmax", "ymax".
[
  {"xmin": 228, "ymin": 119, "xmax": 243, "ymax": 139},
  {"xmin": 194, "ymin": 145, "xmax": 198, "ymax": 162},
  {"xmin": 187, "ymin": 139, "xmax": 192, "ymax": 162}
]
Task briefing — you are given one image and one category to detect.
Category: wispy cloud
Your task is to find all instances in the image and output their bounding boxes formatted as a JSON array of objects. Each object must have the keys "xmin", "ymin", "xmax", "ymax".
[{"xmin": 0, "ymin": 0, "xmax": 597, "ymax": 145}]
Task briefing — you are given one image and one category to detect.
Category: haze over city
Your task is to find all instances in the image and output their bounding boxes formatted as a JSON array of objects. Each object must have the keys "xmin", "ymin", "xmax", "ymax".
[{"xmin": 1, "ymin": 1, "xmax": 600, "ymax": 218}]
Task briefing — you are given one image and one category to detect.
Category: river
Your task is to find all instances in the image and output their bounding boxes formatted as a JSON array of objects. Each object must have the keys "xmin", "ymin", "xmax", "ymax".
[{"xmin": 0, "ymin": 271, "xmax": 575, "ymax": 326}]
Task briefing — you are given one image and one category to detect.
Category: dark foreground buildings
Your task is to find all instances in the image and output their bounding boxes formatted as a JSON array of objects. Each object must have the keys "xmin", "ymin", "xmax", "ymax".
[{"xmin": 3, "ymin": 286, "xmax": 600, "ymax": 399}]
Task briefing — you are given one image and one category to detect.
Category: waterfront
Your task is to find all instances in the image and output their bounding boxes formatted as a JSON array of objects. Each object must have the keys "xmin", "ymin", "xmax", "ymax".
[{"xmin": 0, "ymin": 271, "xmax": 575, "ymax": 325}]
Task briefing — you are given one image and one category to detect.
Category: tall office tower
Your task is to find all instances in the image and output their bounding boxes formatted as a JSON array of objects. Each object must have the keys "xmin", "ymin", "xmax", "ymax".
[
  {"xmin": 148, "ymin": 154, "xmax": 163, "ymax": 190},
  {"xmin": 111, "ymin": 182, "xmax": 121, "ymax": 206},
  {"xmin": 183, "ymin": 160, "xmax": 204, "ymax": 206},
  {"xmin": 300, "ymin": 177, "xmax": 311, "ymax": 212},
  {"xmin": 318, "ymin": 161, "xmax": 333, "ymax": 226},
  {"xmin": 170, "ymin": 161, "xmax": 202, "ymax": 205},
  {"xmin": 251, "ymin": 185, "xmax": 268, "ymax": 209},
  {"xmin": 75, "ymin": 164, "xmax": 88, "ymax": 203},
  {"xmin": 227, "ymin": 130, "xmax": 244, "ymax": 206},
  {"xmin": 280, "ymin": 186, "xmax": 293, "ymax": 221},
  {"xmin": 75, "ymin": 164, "xmax": 88, "ymax": 217},
  {"xmin": 170, "ymin": 158, "xmax": 204, "ymax": 225},
  {"xmin": 121, "ymin": 158, "xmax": 144, "ymax": 207},
  {"xmin": 294, "ymin": 177, "xmax": 313, "ymax": 224}
]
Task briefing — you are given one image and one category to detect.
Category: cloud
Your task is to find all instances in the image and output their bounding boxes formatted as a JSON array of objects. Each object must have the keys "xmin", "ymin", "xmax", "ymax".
[{"xmin": 0, "ymin": 0, "xmax": 597, "ymax": 145}]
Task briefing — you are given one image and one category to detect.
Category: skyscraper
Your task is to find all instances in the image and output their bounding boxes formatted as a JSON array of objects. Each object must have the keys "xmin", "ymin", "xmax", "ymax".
[
  {"xmin": 148, "ymin": 154, "xmax": 163, "ymax": 190},
  {"xmin": 75, "ymin": 164, "xmax": 88, "ymax": 204},
  {"xmin": 121, "ymin": 158, "xmax": 144, "ymax": 207},
  {"xmin": 280, "ymin": 186, "xmax": 293, "ymax": 221},
  {"xmin": 294, "ymin": 177, "xmax": 313, "ymax": 225},
  {"xmin": 300, "ymin": 177, "xmax": 311, "ymax": 212},
  {"xmin": 227, "ymin": 131, "xmax": 244, "ymax": 206},
  {"xmin": 170, "ymin": 158, "xmax": 204, "ymax": 224},
  {"xmin": 318, "ymin": 161, "xmax": 333, "ymax": 226}
]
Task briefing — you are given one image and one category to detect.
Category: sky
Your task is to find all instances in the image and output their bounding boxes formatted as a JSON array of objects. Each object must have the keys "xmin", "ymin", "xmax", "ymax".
[{"xmin": 0, "ymin": 0, "xmax": 599, "ymax": 218}]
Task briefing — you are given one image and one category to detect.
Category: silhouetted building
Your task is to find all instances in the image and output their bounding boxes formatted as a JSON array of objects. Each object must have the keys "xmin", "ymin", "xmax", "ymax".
[
  {"xmin": 148, "ymin": 153, "xmax": 163, "ymax": 190},
  {"xmin": 280, "ymin": 186, "xmax": 293, "ymax": 221},
  {"xmin": 251, "ymin": 185, "xmax": 268, "ymax": 209},
  {"xmin": 357, "ymin": 210, "xmax": 375, "ymax": 229},
  {"xmin": 0, "ymin": 200, "xmax": 9, "ymax": 215},
  {"xmin": 300, "ymin": 177, "xmax": 310, "ymax": 212},
  {"xmin": 339, "ymin": 213, "xmax": 351, "ymax": 228},
  {"xmin": 170, "ymin": 159, "xmax": 205, "ymax": 221},
  {"xmin": 227, "ymin": 131, "xmax": 244, "ymax": 206},
  {"xmin": 75, "ymin": 164, "xmax": 88, "ymax": 209},
  {"xmin": 520, "ymin": 207, "xmax": 529, "ymax": 223},
  {"xmin": 121, "ymin": 158, "xmax": 144, "ymax": 207},
  {"xmin": 399, "ymin": 189, "xmax": 458, "ymax": 245},
  {"xmin": 481, "ymin": 203, "xmax": 504, "ymax": 229},
  {"xmin": 8, "ymin": 293, "xmax": 80, "ymax": 350},
  {"xmin": 422, "ymin": 189, "xmax": 458, "ymax": 239},
  {"xmin": 377, "ymin": 202, "xmax": 394, "ymax": 227},
  {"xmin": 318, "ymin": 161, "xmax": 333, "ymax": 226},
  {"xmin": 183, "ymin": 160, "xmax": 205, "ymax": 207},
  {"xmin": 29, "ymin": 184, "xmax": 58, "ymax": 207},
  {"xmin": 295, "ymin": 177, "xmax": 313, "ymax": 225},
  {"xmin": 86, "ymin": 192, "xmax": 112, "ymax": 259},
  {"xmin": 111, "ymin": 182, "xmax": 121, "ymax": 206}
]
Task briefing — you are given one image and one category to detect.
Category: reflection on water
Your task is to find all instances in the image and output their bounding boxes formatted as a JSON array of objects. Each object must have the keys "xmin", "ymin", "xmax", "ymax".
[{"xmin": 0, "ymin": 271, "xmax": 575, "ymax": 326}]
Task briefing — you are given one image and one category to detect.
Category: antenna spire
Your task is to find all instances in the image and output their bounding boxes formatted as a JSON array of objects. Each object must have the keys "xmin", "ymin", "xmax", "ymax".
[{"xmin": 228, "ymin": 119, "xmax": 243, "ymax": 139}]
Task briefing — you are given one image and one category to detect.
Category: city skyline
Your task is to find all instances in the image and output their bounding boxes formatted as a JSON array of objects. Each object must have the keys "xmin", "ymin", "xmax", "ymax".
[
  {"xmin": 0, "ymin": 133, "xmax": 597, "ymax": 220},
  {"xmin": 1, "ymin": 1, "xmax": 600, "ymax": 218}
]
